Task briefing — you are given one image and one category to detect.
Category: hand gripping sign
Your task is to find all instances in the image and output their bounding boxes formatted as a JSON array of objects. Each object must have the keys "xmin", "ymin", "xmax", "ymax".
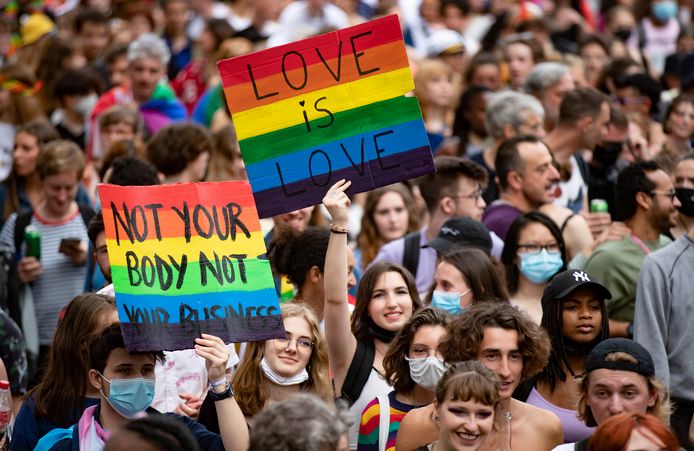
[{"xmin": 217, "ymin": 15, "xmax": 435, "ymax": 218}]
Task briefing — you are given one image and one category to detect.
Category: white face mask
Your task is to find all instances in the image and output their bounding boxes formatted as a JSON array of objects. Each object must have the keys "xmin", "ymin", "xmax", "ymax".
[
  {"xmin": 405, "ymin": 356, "xmax": 447, "ymax": 391},
  {"xmin": 74, "ymin": 93, "xmax": 98, "ymax": 116},
  {"xmin": 260, "ymin": 356, "xmax": 309, "ymax": 386}
]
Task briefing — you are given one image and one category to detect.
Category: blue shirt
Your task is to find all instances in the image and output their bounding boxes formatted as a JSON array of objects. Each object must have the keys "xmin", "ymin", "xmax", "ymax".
[{"xmin": 10, "ymin": 396, "xmax": 100, "ymax": 451}]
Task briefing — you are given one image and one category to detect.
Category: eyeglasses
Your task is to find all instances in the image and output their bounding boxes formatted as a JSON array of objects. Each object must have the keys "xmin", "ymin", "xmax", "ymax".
[
  {"xmin": 650, "ymin": 190, "xmax": 678, "ymax": 202},
  {"xmin": 517, "ymin": 243, "xmax": 561, "ymax": 254},
  {"xmin": 611, "ymin": 95, "xmax": 646, "ymax": 106},
  {"xmin": 273, "ymin": 336, "xmax": 314, "ymax": 351},
  {"xmin": 408, "ymin": 347, "xmax": 443, "ymax": 360},
  {"xmin": 451, "ymin": 187, "xmax": 484, "ymax": 202}
]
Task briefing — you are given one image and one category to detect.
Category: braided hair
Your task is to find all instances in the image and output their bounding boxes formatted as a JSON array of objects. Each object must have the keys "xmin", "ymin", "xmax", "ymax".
[{"xmin": 537, "ymin": 288, "xmax": 609, "ymax": 391}]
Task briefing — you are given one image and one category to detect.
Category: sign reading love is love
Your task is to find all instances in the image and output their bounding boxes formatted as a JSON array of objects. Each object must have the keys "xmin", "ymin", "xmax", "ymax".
[
  {"xmin": 98, "ymin": 181, "xmax": 284, "ymax": 352},
  {"xmin": 217, "ymin": 15, "xmax": 435, "ymax": 218}
]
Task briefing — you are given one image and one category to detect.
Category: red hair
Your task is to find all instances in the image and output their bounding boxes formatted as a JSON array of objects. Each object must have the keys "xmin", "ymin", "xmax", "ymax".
[{"xmin": 588, "ymin": 413, "xmax": 679, "ymax": 451}]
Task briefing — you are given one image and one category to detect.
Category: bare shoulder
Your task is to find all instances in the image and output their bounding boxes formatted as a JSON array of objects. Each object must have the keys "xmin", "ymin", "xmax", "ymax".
[
  {"xmin": 395, "ymin": 404, "xmax": 438, "ymax": 451},
  {"xmin": 513, "ymin": 401, "xmax": 564, "ymax": 449}
]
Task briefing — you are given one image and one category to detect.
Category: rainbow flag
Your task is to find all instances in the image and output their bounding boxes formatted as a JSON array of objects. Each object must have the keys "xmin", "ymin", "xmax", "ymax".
[
  {"xmin": 98, "ymin": 181, "xmax": 284, "ymax": 352},
  {"xmin": 217, "ymin": 15, "xmax": 435, "ymax": 218}
]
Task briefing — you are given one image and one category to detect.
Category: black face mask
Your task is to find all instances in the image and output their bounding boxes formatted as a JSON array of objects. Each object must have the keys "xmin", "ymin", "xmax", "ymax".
[
  {"xmin": 613, "ymin": 29, "xmax": 631, "ymax": 42},
  {"xmin": 367, "ymin": 319, "xmax": 397, "ymax": 343},
  {"xmin": 593, "ymin": 142, "xmax": 623, "ymax": 168},
  {"xmin": 676, "ymin": 187, "xmax": 694, "ymax": 217}
]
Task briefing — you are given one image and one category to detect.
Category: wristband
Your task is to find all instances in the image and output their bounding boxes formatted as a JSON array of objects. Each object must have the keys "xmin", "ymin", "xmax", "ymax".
[
  {"xmin": 209, "ymin": 377, "xmax": 227, "ymax": 389},
  {"xmin": 330, "ymin": 224, "xmax": 349, "ymax": 234},
  {"xmin": 208, "ymin": 382, "xmax": 234, "ymax": 401}
]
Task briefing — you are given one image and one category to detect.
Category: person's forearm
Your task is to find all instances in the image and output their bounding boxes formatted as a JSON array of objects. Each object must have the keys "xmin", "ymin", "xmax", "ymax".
[
  {"xmin": 609, "ymin": 318, "xmax": 630, "ymax": 338},
  {"xmin": 214, "ymin": 386, "xmax": 248, "ymax": 451}
]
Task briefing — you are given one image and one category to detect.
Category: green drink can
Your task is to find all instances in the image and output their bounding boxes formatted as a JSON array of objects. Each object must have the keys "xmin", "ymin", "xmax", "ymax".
[
  {"xmin": 24, "ymin": 226, "xmax": 41, "ymax": 260},
  {"xmin": 590, "ymin": 199, "xmax": 609, "ymax": 213}
]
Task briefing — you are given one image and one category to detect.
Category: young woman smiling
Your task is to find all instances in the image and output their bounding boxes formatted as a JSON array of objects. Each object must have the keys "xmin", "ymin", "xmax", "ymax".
[
  {"xmin": 323, "ymin": 179, "xmax": 422, "ymax": 448},
  {"xmin": 431, "ymin": 361, "xmax": 501, "ymax": 451}
]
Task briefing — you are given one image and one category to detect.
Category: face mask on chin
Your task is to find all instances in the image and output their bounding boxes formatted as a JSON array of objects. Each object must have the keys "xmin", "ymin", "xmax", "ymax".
[{"xmin": 592, "ymin": 142, "xmax": 623, "ymax": 168}]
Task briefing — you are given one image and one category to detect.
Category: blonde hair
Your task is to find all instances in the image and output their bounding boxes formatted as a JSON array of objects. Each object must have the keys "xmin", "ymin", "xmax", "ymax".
[
  {"xmin": 414, "ymin": 58, "xmax": 457, "ymax": 115},
  {"xmin": 231, "ymin": 303, "xmax": 333, "ymax": 417},
  {"xmin": 37, "ymin": 140, "xmax": 85, "ymax": 180}
]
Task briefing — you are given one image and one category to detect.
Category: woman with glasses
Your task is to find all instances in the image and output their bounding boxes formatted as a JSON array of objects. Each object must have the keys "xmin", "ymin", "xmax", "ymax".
[
  {"xmin": 197, "ymin": 303, "xmax": 332, "ymax": 430},
  {"xmin": 501, "ymin": 212, "xmax": 568, "ymax": 324},
  {"xmin": 322, "ymin": 180, "xmax": 423, "ymax": 449},
  {"xmin": 514, "ymin": 269, "xmax": 611, "ymax": 443},
  {"xmin": 425, "ymin": 248, "xmax": 509, "ymax": 316},
  {"xmin": 357, "ymin": 307, "xmax": 450, "ymax": 451}
]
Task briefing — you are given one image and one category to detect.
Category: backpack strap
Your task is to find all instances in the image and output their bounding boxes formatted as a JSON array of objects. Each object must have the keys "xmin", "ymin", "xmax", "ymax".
[
  {"xmin": 575, "ymin": 437, "xmax": 590, "ymax": 451},
  {"xmin": 377, "ymin": 393, "xmax": 391, "ymax": 451},
  {"xmin": 402, "ymin": 232, "xmax": 421, "ymax": 279},
  {"xmin": 340, "ymin": 339, "xmax": 376, "ymax": 406},
  {"xmin": 13, "ymin": 210, "xmax": 33, "ymax": 256}
]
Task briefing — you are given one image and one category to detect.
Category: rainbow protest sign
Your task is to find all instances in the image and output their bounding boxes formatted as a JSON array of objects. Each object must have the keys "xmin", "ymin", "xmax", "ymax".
[
  {"xmin": 218, "ymin": 15, "xmax": 435, "ymax": 218},
  {"xmin": 98, "ymin": 182, "xmax": 284, "ymax": 352}
]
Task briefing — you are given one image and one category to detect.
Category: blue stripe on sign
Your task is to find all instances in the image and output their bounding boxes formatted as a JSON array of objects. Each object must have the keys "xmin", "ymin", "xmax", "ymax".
[
  {"xmin": 244, "ymin": 118, "xmax": 429, "ymax": 191},
  {"xmin": 115, "ymin": 287, "xmax": 280, "ymax": 325}
]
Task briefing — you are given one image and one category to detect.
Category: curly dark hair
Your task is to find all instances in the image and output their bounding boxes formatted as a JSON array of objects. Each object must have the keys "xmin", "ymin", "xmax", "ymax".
[
  {"xmin": 439, "ymin": 302, "xmax": 550, "ymax": 380},
  {"xmin": 383, "ymin": 307, "xmax": 451, "ymax": 395},
  {"xmin": 269, "ymin": 226, "xmax": 330, "ymax": 288},
  {"xmin": 614, "ymin": 161, "xmax": 661, "ymax": 221}
]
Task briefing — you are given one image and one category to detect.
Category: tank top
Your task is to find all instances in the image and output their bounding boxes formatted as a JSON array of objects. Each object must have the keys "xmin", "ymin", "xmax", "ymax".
[
  {"xmin": 347, "ymin": 367, "xmax": 391, "ymax": 449},
  {"xmin": 526, "ymin": 387, "xmax": 594, "ymax": 443}
]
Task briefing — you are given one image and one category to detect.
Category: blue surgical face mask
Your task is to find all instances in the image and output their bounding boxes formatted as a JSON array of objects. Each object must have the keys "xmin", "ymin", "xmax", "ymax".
[
  {"xmin": 431, "ymin": 289, "xmax": 471, "ymax": 315},
  {"xmin": 519, "ymin": 250, "xmax": 563, "ymax": 284},
  {"xmin": 652, "ymin": 0, "xmax": 678, "ymax": 21},
  {"xmin": 100, "ymin": 373, "xmax": 155, "ymax": 418}
]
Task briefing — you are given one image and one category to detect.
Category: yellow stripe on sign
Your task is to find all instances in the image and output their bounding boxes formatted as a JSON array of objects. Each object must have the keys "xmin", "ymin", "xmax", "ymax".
[
  {"xmin": 105, "ymin": 232, "xmax": 268, "ymax": 267},
  {"xmin": 232, "ymin": 67, "xmax": 414, "ymax": 141}
]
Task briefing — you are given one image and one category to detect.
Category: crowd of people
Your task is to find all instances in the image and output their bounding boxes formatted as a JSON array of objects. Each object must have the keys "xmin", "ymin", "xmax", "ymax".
[{"xmin": 0, "ymin": 0, "xmax": 691, "ymax": 450}]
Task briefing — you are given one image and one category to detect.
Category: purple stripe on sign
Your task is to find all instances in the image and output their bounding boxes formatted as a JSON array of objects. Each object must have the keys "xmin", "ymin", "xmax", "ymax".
[
  {"xmin": 119, "ymin": 314, "xmax": 285, "ymax": 352},
  {"xmin": 253, "ymin": 145, "xmax": 434, "ymax": 218}
]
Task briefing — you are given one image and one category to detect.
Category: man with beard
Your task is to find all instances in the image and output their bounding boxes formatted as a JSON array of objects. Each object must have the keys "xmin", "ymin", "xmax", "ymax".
[
  {"xmin": 634, "ymin": 155, "xmax": 694, "ymax": 449},
  {"xmin": 482, "ymin": 135, "xmax": 561, "ymax": 240},
  {"xmin": 584, "ymin": 161, "xmax": 680, "ymax": 338}
]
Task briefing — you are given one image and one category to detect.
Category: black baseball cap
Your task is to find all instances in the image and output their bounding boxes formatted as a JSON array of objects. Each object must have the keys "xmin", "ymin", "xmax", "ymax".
[
  {"xmin": 541, "ymin": 269, "xmax": 612, "ymax": 308},
  {"xmin": 585, "ymin": 338, "xmax": 655, "ymax": 378},
  {"xmin": 423, "ymin": 217, "xmax": 493, "ymax": 255}
]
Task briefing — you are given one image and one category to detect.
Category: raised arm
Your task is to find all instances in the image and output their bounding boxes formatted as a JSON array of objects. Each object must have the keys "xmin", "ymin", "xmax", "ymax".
[
  {"xmin": 322, "ymin": 180, "xmax": 357, "ymax": 394},
  {"xmin": 195, "ymin": 334, "xmax": 249, "ymax": 451}
]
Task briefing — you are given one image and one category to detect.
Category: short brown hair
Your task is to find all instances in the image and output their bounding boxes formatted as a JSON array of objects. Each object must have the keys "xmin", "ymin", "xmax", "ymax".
[
  {"xmin": 435, "ymin": 360, "xmax": 501, "ymax": 407},
  {"xmin": 558, "ymin": 87, "xmax": 609, "ymax": 126},
  {"xmin": 98, "ymin": 105, "xmax": 141, "ymax": 134},
  {"xmin": 383, "ymin": 307, "xmax": 451, "ymax": 394},
  {"xmin": 37, "ymin": 140, "xmax": 85, "ymax": 180},
  {"xmin": 146, "ymin": 123, "xmax": 214, "ymax": 176},
  {"xmin": 439, "ymin": 302, "xmax": 550, "ymax": 380},
  {"xmin": 418, "ymin": 156, "xmax": 487, "ymax": 214}
]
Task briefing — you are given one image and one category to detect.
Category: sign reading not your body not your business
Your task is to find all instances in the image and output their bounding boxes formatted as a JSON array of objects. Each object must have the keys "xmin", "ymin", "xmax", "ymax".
[
  {"xmin": 217, "ymin": 14, "xmax": 435, "ymax": 218},
  {"xmin": 99, "ymin": 181, "xmax": 284, "ymax": 352}
]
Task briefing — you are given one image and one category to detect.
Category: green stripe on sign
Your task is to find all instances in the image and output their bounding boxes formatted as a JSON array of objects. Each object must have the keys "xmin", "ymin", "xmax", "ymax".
[{"xmin": 238, "ymin": 96, "xmax": 422, "ymax": 165}]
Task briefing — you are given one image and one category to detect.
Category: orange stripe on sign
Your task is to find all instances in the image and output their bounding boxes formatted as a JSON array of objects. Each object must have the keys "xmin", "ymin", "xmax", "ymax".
[
  {"xmin": 218, "ymin": 14, "xmax": 403, "ymax": 87},
  {"xmin": 223, "ymin": 41, "xmax": 409, "ymax": 114}
]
